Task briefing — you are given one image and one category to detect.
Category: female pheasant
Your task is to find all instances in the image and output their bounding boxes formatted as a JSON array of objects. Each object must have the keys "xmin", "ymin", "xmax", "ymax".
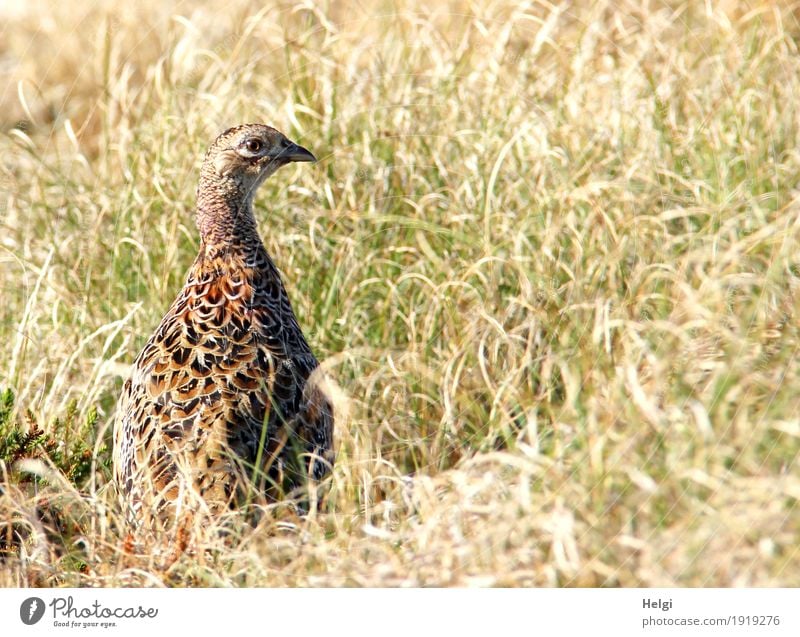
[{"xmin": 114, "ymin": 124, "xmax": 333, "ymax": 524}]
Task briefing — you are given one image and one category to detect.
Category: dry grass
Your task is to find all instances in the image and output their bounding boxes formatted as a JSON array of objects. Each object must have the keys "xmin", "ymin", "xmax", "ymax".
[{"xmin": 1, "ymin": 0, "xmax": 799, "ymax": 586}]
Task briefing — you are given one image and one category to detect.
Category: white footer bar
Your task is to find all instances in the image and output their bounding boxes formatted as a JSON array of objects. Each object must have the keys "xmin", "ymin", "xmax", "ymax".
[{"xmin": 4, "ymin": 588, "xmax": 797, "ymax": 637}]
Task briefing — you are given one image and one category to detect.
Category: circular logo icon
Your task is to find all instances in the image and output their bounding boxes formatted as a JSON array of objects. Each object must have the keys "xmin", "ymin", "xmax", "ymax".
[{"xmin": 20, "ymin": 597, "xmax": 45, "ymax": 625}]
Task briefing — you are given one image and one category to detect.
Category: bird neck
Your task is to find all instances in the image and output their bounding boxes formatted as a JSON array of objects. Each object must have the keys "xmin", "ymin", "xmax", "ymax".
[{"xmin": 195, "ymin": 180, "xmax": 264, "ymax": 260}]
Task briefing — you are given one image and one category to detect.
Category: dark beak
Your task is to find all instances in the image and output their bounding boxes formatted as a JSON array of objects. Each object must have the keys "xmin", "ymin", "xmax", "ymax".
[{"xmin": 279, "ymin": 142, "xmax": 316, "ymax": 163}]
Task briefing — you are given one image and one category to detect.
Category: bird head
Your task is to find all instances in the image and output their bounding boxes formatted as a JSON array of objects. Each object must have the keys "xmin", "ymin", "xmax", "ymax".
[{"xmin": 200, "ymin": 123, "xmax": 316, "ymax": 201}]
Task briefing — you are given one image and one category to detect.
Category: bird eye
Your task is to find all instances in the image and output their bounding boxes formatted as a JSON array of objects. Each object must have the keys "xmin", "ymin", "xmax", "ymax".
[{"xmin": 244, "ymin": 138, "xmax": 263, "ymax": 154}]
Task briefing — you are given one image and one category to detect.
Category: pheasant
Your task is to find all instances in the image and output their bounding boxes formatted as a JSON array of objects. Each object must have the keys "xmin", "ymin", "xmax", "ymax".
[{"xmin": 113, "ymin": 124, "xmax": 333, "ymax": 524}]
